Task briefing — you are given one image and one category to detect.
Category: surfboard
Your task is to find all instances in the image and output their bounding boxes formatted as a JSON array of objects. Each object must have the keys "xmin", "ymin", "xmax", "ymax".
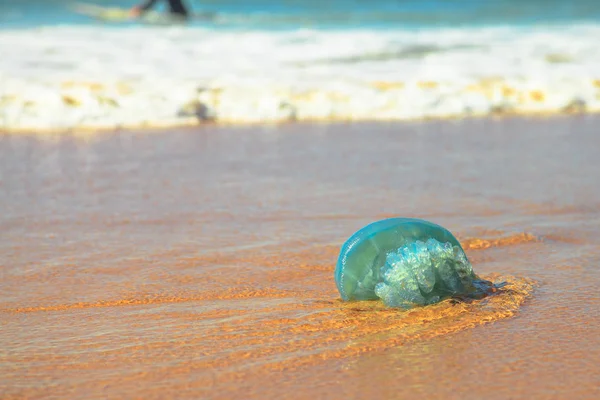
[{"xmin": 71, "ymin": 3, "xmax": 216, "ymax": 25}]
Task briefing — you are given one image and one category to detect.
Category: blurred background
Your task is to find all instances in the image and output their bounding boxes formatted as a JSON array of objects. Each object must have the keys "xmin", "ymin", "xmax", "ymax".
[{"xmin": 1, "ymin": 0, "xmax": 599, "ymax": 130}]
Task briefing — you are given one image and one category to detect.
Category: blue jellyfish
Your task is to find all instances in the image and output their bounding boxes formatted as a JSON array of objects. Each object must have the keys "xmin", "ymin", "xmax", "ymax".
[{"xmin": 335, "ymin": 218, "xmax": 504, "ymax": 309}]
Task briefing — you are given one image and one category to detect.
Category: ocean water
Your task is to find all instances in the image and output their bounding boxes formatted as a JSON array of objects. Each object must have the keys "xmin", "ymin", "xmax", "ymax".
[
  {"xmin": 1, "ymin": 1, "xmax": 600, "ymax": 129},
  {"xmin": 3, "ymin": 0, "xmax": 600, "ymax": 29}
]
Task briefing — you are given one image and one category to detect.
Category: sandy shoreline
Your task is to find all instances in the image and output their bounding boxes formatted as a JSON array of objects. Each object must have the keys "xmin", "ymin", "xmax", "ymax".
[
  {"xmin": 2, "ymin": 115, "xmax": 600, "ymax": 398},
  {"xmin": 1, "ymin": 77, "xmax": 598, "ymax": 134},
  {"xmin": 1, "ymin": 107, "xmax": 597, "ymax": 136}
]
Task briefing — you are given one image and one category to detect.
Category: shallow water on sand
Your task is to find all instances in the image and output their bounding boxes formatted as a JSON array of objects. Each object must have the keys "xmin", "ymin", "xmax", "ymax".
[{"xmin": 1, "ymin": 116, "xmax": 600, "ymax": 399}]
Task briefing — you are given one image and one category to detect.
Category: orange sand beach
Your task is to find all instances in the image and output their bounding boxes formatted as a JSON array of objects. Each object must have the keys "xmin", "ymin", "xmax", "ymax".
[{"xmin": 1, "ymin": 116, "xmax": 600, "ymax": 399}]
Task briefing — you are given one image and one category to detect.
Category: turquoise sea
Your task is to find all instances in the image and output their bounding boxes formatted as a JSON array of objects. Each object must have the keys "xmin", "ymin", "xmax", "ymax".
[{"xmin": 3, "ymin": 0, "xmax": 600, "ymax": 29}]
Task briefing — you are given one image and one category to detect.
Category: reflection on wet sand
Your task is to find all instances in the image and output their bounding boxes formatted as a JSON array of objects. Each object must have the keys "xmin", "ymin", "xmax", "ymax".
[{"xmin": 2, "ymin": 116, "xmax": 600, "ymax": 399}]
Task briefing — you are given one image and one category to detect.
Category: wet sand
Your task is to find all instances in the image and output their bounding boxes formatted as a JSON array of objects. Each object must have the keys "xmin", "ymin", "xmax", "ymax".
[{"xmin": 1, "ymin": 116, "xmax": 600, "ymax": 399}]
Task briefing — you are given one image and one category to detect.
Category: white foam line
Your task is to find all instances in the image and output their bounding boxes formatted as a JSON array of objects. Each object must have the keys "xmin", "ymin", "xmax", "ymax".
[{"xmin": 1, "ymin": 25, "xmax": 600, "ymax": 131}]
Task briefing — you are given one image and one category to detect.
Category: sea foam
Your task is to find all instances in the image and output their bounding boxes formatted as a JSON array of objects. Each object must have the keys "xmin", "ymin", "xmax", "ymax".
[{"xmin": 1, "ymin": 24, "xmax": 599, "ymax": 131}]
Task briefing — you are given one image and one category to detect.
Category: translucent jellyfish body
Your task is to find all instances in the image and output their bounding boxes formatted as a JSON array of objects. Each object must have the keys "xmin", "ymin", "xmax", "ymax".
[{"xmin": 335, "ymin": 218, "xmax": 501, "ymax": 309}]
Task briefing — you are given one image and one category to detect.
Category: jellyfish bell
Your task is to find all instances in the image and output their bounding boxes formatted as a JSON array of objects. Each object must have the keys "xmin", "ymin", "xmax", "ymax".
[{"xmin": 334, "ymin": 218, "xmax": 503, "ymax": 309}]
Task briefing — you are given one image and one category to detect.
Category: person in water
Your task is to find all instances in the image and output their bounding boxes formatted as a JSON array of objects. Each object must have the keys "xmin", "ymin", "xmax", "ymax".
[{"xmin": 130, "ymin": 0, "xmax": 190, "ymax": 19}]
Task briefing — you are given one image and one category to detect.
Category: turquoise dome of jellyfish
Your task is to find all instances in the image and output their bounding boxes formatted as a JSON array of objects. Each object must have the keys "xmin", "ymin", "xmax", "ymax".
[{"xmin": 335, "ymin": 218, "xmax": 500, "ymax": 309}]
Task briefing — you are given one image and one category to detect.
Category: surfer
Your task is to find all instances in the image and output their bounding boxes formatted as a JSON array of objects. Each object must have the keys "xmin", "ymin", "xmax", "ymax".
[{"xmin": 129, "ymin": 0, "xmax": 190, "ymax": 19}]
